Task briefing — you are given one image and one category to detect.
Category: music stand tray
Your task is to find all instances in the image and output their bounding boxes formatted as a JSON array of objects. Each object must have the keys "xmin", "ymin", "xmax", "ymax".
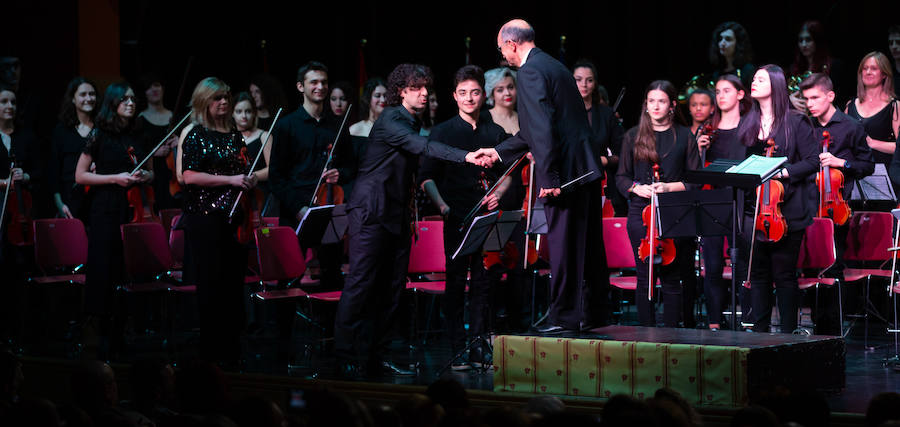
[
  {"xmin": 657, "ymin": 189, "xmax": 733, "ymax": 239},
  {"xmin": 295, "ymin": 205, "xmax": 334, "ymax": 248},
  {"xmin": 452, "ymin": 210, "xmax": 524, "ymax": 260},
  {"xmin": 321, "ymin": 204, "xmax": 348, "ymax": 245}
]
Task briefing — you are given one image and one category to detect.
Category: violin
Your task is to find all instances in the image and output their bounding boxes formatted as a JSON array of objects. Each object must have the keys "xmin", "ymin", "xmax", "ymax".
[
  {"xmin": 313, "ymin": 143, "xmax": 345, "ymax": 206},
  {"xmin": 816, "ymin": 131, "xmax": 850, "ymax": 226},
  {"xmin": 698, "ymin": 122, "xmax": 718, "ymax": 190},
  {"xmin": 126, "ymin": 146, "xmax": 159, "ymax": 223},
  {"xmin": 235, "ymin": 146, "xmax": 261, "ymax": 245},
  {"xmin": 753, "ymin": 139, "xmax": 787, "ymax": 242},
  {"xmin": 3, "ymin": 155, "xmax": 33, "ymax": 246},
  {"xmin": 520, "ymin": 158, "xmax": 539, "ymax": 266},
  {"xmin": 481, "ymin": 170, "xmax": 520, "ymax": 270},
  {"xmin": 638, "ymin": 164, "xmax": 675, "ymax": 300}
]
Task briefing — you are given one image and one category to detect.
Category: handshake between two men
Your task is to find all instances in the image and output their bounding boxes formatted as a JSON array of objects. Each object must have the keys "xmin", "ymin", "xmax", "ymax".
[{"xmin": 463, "ymin": 148, "xmax": 561, "ymax": 199}]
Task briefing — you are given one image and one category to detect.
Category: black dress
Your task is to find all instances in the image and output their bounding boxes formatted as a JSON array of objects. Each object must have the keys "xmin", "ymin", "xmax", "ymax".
[
  {"xmin": 180, "ymin": 125, "xmax": 247, "ymax": 363},
  {"xmin": 846, "ymin": 98, "xmax": 897, "ymax": 165},
  {"xmin": 82, "ymin": 128, "xmax": 136, "ymax": 317},
  {"xmin": 137, "ymin": 115, "xmax": 178, "ymax": 211},
  {"xmin": 49, "ymin": 125, "xmax": 90, "ymax": 218},
  {"xmin": 243, "ymin": 130, "xmax": 278, "ymax": 216}
]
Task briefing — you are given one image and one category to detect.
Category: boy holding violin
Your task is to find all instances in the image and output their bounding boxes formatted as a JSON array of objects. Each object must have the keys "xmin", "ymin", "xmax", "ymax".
[
  {"xmin": 800, "ymin": 73, "xmax": 874, "ymax": 334},
  {"xmin": 419, "ymin": 65, "xmax": 510, "ymax": 370}
]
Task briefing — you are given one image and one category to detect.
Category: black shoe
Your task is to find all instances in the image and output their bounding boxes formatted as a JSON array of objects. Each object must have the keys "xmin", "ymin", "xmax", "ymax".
[
  {"xmin": 370, "ymin": 360, "xmax": 415, "ymax": 377},
  {"xmin": 535, "ymin": 324, "xmax": 570, "ymax": 334}
]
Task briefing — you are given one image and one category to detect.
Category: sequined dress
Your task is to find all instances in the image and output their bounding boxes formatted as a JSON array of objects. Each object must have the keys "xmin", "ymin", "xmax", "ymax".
[{"xmin": 181, "ymin": 125, "xmax": 246, "ymax": 216}]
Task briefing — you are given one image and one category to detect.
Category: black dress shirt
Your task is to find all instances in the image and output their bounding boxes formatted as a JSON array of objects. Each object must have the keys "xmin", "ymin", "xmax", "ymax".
[
  {"xmin": 811, "ymin": 109, "xmax": 875, "ymax": 199},
  {"xmin": 418, "ymin": 114, "xmax": 509, "ymax": 223},
  {"xmin": 269, "ymin": 107, "xmax": 353, "ymax": 219},
  {"xmin": 348, "ymin": 105, "xmax": 467, "ymax": 235},
  {"xmin": 616, "ymin": 125, "xmax": 701, "ymax": 209}
]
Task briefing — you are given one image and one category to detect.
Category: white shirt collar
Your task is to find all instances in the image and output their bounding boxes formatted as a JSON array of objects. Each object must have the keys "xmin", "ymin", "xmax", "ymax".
[{"xmin": 519, "ymin": 46, "xmax": 534, "ymax": 67}]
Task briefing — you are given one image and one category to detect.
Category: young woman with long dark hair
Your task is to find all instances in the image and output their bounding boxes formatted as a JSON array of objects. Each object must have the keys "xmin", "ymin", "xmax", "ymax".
[
  {"xmin": 74, "ymin": 82, "xmax": 153, "ymax": 357},
  {"xmin": 49, "ymin": 77, "xmax": 97, "ymax": 219},
  {"xmin": 739, "ymin": 65, "xmax": 819, "ymax": 333},
  {"xmin": 616, "ymin": 80, "xmax": 700, "ymax": 327}
]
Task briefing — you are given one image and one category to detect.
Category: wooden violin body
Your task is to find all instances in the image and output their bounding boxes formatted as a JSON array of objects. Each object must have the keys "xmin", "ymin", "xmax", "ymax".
[
  {"xmin": 637, "ymin": 164, "xmax": 675, "ymax": 266},
  {"xmin": 816, "ymin": 131, "xmax": 850, "ymax": 226},
  {"xmin": 754, "ymin": 139, "xmax": 787, "ymax": 242},
  {"xmin": 125, "ymin": 146, "xmax": 159, "ymax": 223},
  {"xmin": 5, "ymin": 171, "xmax": 33, "ymax": 246}
]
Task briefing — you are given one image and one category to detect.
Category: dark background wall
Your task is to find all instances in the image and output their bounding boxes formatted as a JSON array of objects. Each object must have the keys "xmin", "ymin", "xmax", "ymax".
[{"xmin": 5, "ymin": 0, "xmax": 900, "ymax": 130}]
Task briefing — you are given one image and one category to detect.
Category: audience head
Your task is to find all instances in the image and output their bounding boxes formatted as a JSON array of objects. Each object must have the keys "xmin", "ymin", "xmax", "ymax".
[
  {"xmin": 130, "ymin": 357, "xmax": 176, "ymax": 409},
  {"xmin": 731, "ymin": 405, "xmax": 779, "ymax": 427},
  {"xmin": 70, "ymin": 361, "xmax": 118, "ymax": 413},
  {"xmin": 426, "ymin": 378, "xmax": 469, "ymax": 413},
  {"xmin": 866, "ymin": 392, "xmax": 900, "ymax": 427},
  {"xmin": 176, "ymin": 359, "xmax": 231, "ymax": 415},
  {"xmin": 230, "ymin": 396, "xmax": 286, "ymax": 427},
  {"xmin": 524, "ymin": 395, "xmax": 565, "ymax": 418},
  {"xmin": 395, "ymin": 393, "xmax": 443, "ymax": 427}
]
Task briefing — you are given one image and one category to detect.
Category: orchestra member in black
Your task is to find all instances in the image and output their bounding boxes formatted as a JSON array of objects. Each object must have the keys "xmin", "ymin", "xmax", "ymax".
[
  {"xmin": 845, "ymin": 52, "xmax": 898, "ymax": 170},
  {"xmin": 49, "ymin": 77, "xmax": 97, "ymax": 219},
  {"xmin": 419, "ymin": 65, "xmax": 508, "ymax": 370},
  {"xmin": 75, "ymin": 82, "xmax": 153, "ymax": 357},
  {"xmin": 269, "ymin": 62, "xmax": 352, "ymax": 290},
  {"xmin": 697, "ymin": 75, "xmax": 751, "ymax": 330},
  {"xmin": 788, "ymin": 21, "xmax": 844, "ymax": 111},
  {"xmin": 136, "ymin": 73, "xmax": 179, "ymax": 211},
  {"xmin": 740, "ymin": 65, "xmax": 819, "ymax": 334},
  {"xmin": 233, "ymin": 92, "xmax": 275, "ymax": 216},
  {"xmin": 177, "ymin": 77, "xmax": 256, "ymax": 366},
  {"xmin": 482, "ymin": 20, "xmax": 604, "ymax": 333},
  {"xmin": 616, "ymin": 80, "xmax": 700, "ymax": 327},
  {"xmin": 709, "ymin": 22, "xmax": 756, "ymax": 88},
  {"xmin": 250, "ymin": 73, "xmax": 288, "ymax": 131},
  {"xmin": 334, "ymin": 64, "xmax": 492, "ymax": 377},
  {"xmin": 890, "ymin": 26, "xmax": 900, "ymax": 98},
  {"xmin": 574, "ymin": 60, "xmax": 626, "ymax": 217},
  {"xmin": 800, "ymin": 72, "xmax": 874, "ymax": 334},
  {"xmin": 0, "ymin": 86, "xmax": 38, "ymax": 345},
  {"xmin": 688, "ymin": 89, "xmax": 715, "ymax": 137}
]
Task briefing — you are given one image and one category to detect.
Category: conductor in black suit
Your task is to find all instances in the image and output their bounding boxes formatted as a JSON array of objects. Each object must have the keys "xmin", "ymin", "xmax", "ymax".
[
  {"xmin": 480, "ymin": 19, "xmax": 608, "ymax": 333},
  {"xmin": 334, "ymin": 64, "xmax": 493, "ymax": 377}
]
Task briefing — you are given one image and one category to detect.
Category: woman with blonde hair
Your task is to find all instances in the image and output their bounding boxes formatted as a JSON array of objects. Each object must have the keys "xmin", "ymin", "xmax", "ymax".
[
  {"xmin": 845, "ymin": 52, "xmax": 899, "ymax": 167},
  {"xmin": 177, "ymin": 77, "xmax": 257, "ymax": 367}
]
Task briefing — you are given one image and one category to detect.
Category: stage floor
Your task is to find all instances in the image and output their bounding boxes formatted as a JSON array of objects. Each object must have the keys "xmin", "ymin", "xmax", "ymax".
[{"xmin": 13, "ymin": 306, "xmax": 900, "ymax": 415}]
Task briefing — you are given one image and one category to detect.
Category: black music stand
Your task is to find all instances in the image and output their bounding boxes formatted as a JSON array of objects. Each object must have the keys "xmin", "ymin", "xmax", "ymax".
[
  {"xmin": 321, "ymin": 204, "xmax": 348, "ymax": 245},
  {"xmin": 438, "ymin": 210, "xmax": 523, "ymax": 377},
  {"xmin": 852, "ymin": 164, "xmax": 897, "ymax": 210},
  {"xmin": 294, "ymin": 205, "xmax": 335, "ymax": 248},
  {"xmin": 684, "ymin": 159, "xmax": 771, "ymax": 330}
]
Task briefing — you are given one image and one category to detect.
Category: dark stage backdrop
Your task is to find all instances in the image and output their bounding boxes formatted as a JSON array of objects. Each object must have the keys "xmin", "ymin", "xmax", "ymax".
[{"xmin": 5, "ymin": 0, "xmax": 900, "ymax": 131}]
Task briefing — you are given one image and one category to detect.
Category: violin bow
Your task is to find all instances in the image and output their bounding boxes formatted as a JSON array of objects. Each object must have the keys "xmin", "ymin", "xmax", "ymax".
[
  {"xmin": 458, "ymin": 153, "xmax": 528, "ymax": 232},
  {"xmin": 309, "ymin": 105, "xmax": 353, "ymax": 207},
  {"xmin": 0, "ymin": 161, "xmax": 13, "ymax": 230},
  {"xmin": 522, "ymin": 155, "xmax": 536, "ymax": 268},
  {"xmin": 611, "ymin": 87, "xmax": 626, "ymax": 114},
  {"xmin": 227, "ymin": 107, "xmax": 284, "ymax": 221},
  {"xmin": 129, "ymin": 110, "xmax": 193, "ymax": 175}
]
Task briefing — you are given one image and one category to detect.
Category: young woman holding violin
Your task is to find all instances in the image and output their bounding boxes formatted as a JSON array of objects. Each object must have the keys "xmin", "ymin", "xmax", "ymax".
[
  {"xmin": 177, "ymin": 77, "xmax": 256, "ymax": 366},
  {"xmin": 697, "ymin": 75, "xmax": 752, "ymax": 330},
  {"xmin": 616, "ymin": 80, "xmax": 700, "ymax": 327},
  {"xmin": 0, "ymin": 85, "xmax": 38, "ymax": 345},
  {"xmin": 739, "ymin": 64, "xmax": 819, "ymax": 334},
  {"xmin": 74, "ymin": 82, "xmax": 153, "ymax": 357},
  {"xmin": 233, "ymin": 92, "xmax": 276, "ymax": 217}
]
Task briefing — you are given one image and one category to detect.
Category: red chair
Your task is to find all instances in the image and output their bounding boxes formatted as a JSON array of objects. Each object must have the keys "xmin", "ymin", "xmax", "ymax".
[
  {"xmin": 843, "ymin": 211, "xmax": 895, "ymax": 347},
  {"xmin": 261, "ymin": 216, "xmax": 280, "ymax": 228},
  {"xmin": 407, "ymin": 221, "xmax": 447, "ymax": 343},
  {"xmin": 254, "ymin": 226, "xmax": 337, "ymax": 332},
  {"xmin": 796, "ymin": 218, "xmax": 840, "ymax": 335},
  {"xmin": 159, "ymin": 208, "xmax": 182, "ymax": 238},
  {"xmin": 31, "ymin": 218, "xmax": 88, "ymax": 285},
  {"xmin": 604, "ymin": 217, "xmax": 636, "ymax": 291},
  {"xmin": 168, "ymin": 215, "xmax": 185, "ymax": 272}
]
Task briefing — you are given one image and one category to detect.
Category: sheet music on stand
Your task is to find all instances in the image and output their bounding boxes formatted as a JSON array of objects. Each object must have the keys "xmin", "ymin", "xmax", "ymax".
[
  {"xmin": 852, "ymin": 163, "xmax": 897, "ymax": 202},
  {"xmin": 295, "ymin": 205, "xmax": 335, "ymax": 247},
  {"xmin": 451, "ymin": 210, "xmax": 524, "ymax": 260}
]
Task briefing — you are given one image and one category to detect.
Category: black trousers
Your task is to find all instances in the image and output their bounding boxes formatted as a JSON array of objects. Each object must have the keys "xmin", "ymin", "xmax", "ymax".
[
  {"xmin": 442, "ymin": 216, "xmax": 493, "ymax": 353},
  {"xmin": 334, "ymin": 208, "xmax": 409, "ymax": 364},
  {"xmin": 184, "ymin": 213, "xmax": 247, "ymax": 363},
  {"xmin": 627, "ymin": 204, "xmax": 695, "ymax": 327},
  {"xmin": 701, "ymin": 235, "xmax": 752, "ymax": 326},
  {"xmin": 748, "ymin": 228, "xmax": 805, "ymax": 333},
  {"xmin": 84, "ymin": 193, "xmax": 128, "ymax": 317},
  {"xmin": 543, "ymin": 183, "xmax": 599, "ymax": 329}
]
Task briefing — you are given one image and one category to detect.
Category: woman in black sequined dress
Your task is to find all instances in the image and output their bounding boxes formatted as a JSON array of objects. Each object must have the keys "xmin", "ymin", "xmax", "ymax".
[{"xmin": 176, "ymin": 77, "xmax": 257, "ymax": 366}]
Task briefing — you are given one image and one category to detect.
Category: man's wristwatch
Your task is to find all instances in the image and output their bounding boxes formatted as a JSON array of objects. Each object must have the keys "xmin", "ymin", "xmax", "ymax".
[{"xmin": 843, "ymin": 160, "xmax": 850, "ymax": 169}]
